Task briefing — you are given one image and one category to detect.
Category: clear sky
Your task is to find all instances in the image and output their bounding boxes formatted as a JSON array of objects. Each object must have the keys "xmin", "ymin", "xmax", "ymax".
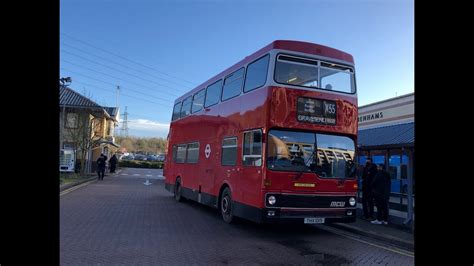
[{"xmin": 60, "ymin": 0, "xmax": 414, "ymax": 138}]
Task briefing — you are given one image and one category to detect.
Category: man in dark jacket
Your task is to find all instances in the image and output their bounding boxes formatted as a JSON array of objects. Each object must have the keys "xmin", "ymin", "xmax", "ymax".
[
  {"xmin": 109, "ymin": 154, "xmax": 118, "ymax": 173},
  {"xmin": 361, "ymin": 158, "xmax": 377, "ymax": 220},
  {"xmin": 97, "ymin": 154, "xmax": 106, "ymax": 180},
  {"xmin": 371, "ymin": 164, "xmax": 391, "ymax": 225}
]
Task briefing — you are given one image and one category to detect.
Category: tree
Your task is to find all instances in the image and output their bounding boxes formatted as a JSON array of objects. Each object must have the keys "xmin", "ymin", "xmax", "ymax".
[{"xmin": 63, "ymin": 108, "xmax": 103, "ymax": 176}]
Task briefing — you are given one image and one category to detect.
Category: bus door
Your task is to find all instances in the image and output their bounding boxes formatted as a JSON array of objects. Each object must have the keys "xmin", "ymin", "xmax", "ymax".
[
  {"xmin": 198, "ymin": 139, "xmax": 217, "ymax": 205},
  {"xmin": 240, "ymin": 129, "xmax": 264, "ymax": 206}
]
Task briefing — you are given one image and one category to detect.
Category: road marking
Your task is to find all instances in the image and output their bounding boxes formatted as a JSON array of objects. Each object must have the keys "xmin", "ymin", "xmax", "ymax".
[
  {"xmin": 318, "ymin": 225, "xmax": 414, "ymax": 258},
  {"xmin": 146, "ymin": 174, "xmax": 152, "ymax": 177},
  {"xmin": 133, "ymin": 174, "xmax": 140, "ymax": 176},
  {"xmin": 60, "ymin": 180, "xmax": 96, "ymax": 197},
  {"xmin": 121, "ymin": 174, "xmax": 128, "ymax": 175}
]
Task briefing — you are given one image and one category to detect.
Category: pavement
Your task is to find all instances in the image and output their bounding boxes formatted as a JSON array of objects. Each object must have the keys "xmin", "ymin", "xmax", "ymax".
[
  {"xmin": 330, "ymin": 213, "xmax": 414, "ymax": 251},
  {"xmin": 61, "ymin": 167, "xmax": 413, "ymax": 264},
  {"xmin": 61, "ymin": 167, "xmax": 414, "ymax": 257}
]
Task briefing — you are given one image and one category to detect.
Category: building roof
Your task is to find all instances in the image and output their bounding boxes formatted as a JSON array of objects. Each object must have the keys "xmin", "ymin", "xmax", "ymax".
[
  {"xmin": 359, "ymin": 92, "xmax": 414, "ymax": 109},
  {"xmin": 104, "ymin": 107, "xmax": 119, "ymax": 117},
  {"xmin": 358, "ymin": 122, "xmax": 414, "ymax": 149},
  {"xmin": 60, "ymin": 86, "xmax": 102, "ymax": 108},
  {"xmin": 60, "ymin": 87, "xmax": 120, "ymax": 121}
]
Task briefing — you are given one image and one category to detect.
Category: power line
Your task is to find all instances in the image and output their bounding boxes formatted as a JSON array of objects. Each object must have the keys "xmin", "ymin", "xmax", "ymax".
[
  {"xmin": 61, "ymin": 48, "xmax": 182, "ymax": 97},
  {"xmin": 61, "ymin": 42, "xmax": 193, "ymax": 91},
  {"xmin": 60, "ymin": 63, "xmax": 177, "ymax": 102},
  {"xmin": 127, "ymin": 112, "xmax": 171, "ymax": 123},
  {"xmin": 61, "ymin": 68, "xmax": 173, "ymax": 105},
  {"xmin": 70, "ymin": 79, "xmax": 173, "ymax": 108},
  {"xmin": 60, "ymin": 32, "xmax": 198, "ymax": 87}
]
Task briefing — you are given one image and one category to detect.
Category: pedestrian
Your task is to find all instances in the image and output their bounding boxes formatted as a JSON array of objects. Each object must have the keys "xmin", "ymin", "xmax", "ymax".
[
  {"xmin": 371, "ymin": 164, "xmax": 391, "ymax": 225},
  {"xmin": 97, "ymin": 154, "xmax": 106, "ymax": 180},
  {"xmin": 109, "ymin": 154, "xmax": 118, "ymax": 173},
  {"xmin": 361, "ymin": 158, "xmax": 377, "ymax": 220}
]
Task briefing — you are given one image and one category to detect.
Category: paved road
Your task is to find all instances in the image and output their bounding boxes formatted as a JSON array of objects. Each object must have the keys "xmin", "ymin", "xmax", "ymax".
[{"xmin": 60, "ymin": 167, "xmax": 414, "ymax": 265}]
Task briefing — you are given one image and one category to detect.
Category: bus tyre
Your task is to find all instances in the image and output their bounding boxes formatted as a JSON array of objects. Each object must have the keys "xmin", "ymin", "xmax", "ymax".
[
  {"xmin": 174, "ymin": 178, "xmax": 183, "ymax": 202},
  {"xmin": 220, "ymin": 187, "xmax": 234, "ymax": 224}
]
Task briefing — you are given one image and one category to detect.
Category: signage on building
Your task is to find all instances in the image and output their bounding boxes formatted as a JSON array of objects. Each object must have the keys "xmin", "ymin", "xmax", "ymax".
[{"xmin": 358, "ymin": 112, "xmax": 383, "ymax": 122}]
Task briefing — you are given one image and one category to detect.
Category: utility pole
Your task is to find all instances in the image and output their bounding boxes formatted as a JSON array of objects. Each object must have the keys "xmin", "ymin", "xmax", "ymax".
[
  {"xmin": 120, "ymin": 106, "xmax": 129, "ymax": 137},
  {"xmin": 116, "ymin": 85, "xmax": 120, "ymax": 108}
]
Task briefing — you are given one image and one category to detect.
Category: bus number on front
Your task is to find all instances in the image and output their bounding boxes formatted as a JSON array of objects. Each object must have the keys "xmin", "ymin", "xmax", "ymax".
[{"xmin": 325, "ymin": 102, "xmax": 336, "ymax": 114}]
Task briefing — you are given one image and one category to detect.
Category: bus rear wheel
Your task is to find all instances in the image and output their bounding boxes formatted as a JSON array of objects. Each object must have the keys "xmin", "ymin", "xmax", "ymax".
[
  {"xmin": 174, "ymin": 178, "xmax": 183, "ymax": 202},
  {"xmin": 220, "ymin": 187, "xmax": 234, "ymax": 223}
]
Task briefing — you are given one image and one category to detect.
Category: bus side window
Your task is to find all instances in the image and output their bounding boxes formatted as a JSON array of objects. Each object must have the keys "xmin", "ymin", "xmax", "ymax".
[
  {"xmin": 172, "ymin": 102, "xmax": 181, "ymax": 121},
  {"xmin": 243, "ymin": 129, "xmax": 262, "ymax": 166}
]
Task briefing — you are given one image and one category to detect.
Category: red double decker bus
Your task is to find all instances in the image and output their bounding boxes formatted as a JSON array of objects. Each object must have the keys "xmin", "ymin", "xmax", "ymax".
[{"xmin": 164, "ymin": 40, "xmax": 358, "ymax": 224}]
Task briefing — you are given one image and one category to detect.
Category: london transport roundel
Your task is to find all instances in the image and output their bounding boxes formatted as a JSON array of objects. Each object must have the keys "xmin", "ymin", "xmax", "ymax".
[{"xmin": 205, "ymin": 144, "xmax": 211, "ymax": 159}]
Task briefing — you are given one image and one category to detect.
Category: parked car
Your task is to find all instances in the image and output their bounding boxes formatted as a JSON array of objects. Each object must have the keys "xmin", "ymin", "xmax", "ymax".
[
  {"xmin": 147, "ymin": 155, "xmax": 159, "ymax": 161},
  {"xmin": 121, "ymin": 155, "xmax": 135, "ymax": 160},
  {"xmin": 157, "ymin": 154, "xmax": 166, "ymax": 162},
  {"xmin": 134, "ymin": 154, "xmax": 147, "ymax": 161}
]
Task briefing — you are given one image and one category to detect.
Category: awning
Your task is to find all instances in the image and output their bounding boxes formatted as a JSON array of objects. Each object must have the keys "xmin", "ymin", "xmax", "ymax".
[{"xmin": 358, "ymin": 122, "xmax": 414, "ymax": 149}]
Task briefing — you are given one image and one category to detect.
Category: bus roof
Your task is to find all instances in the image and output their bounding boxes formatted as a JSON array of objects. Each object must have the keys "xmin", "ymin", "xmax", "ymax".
[{"xmin": 175, "ymin": 40, "xmax": 354, "ymax": 103}]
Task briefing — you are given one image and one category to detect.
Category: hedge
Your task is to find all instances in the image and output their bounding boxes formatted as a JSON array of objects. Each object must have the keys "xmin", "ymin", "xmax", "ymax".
[{"xmin": 118, "ymin": 160, "xmax": 164, "ymax": 169}]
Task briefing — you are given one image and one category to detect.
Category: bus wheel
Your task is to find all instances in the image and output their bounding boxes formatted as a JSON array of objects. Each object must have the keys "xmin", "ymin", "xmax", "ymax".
[
  {"xmin": 174, "ymin": 178, "xmax": 183, "ymax": 202},
  {"xmin": 220, "ymin": 187, "xmax": 234, "ymax": 223}
]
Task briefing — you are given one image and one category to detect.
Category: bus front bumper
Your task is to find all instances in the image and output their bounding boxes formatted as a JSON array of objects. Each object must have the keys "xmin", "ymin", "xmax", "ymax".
[{"xmin": 260, "ymin": 208, "xmax": 357, "ymax": 224}]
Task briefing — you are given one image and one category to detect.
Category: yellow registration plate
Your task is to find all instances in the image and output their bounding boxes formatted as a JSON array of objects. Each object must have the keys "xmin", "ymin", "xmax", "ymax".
[{"xmin": 294, "ymin": 183, "xmax": 315, "ymax": 188}]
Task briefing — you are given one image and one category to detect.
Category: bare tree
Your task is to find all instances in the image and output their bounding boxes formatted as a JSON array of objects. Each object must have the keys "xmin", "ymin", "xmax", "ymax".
[{"xmin": 63, "ymin": 108, "xmax": 104, "ymax": 176}]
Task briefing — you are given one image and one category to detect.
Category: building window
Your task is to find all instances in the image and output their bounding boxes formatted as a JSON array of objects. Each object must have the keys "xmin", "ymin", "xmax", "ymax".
[
  {"xmin": 65, "ymin": 113, "xmax": 78, "ymax": 128},
  {"xmin": 221, "ymin": 137, "xmax": 237, "ymax": 166},
  {"xmin": 244, "ymin": 54, "xmax": 269, "ymax": 92},
  {"xmin": 243, "ymin": 129, "xmax": 262, "ymax": 166}
]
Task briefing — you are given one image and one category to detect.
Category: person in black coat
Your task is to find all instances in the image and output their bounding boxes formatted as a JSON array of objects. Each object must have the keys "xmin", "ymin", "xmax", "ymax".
[
  {"xmin": 371, "ymin": 164, "xmax": 391, "ymax": 225},
  {"xmin": 97, "ymin": 154, "xmax": 106, "ymax": 180},
  {"xmin": 109, "ymin": 154, "xmax": 118, "ymax": 173},
  {"xmin": 361, "ymin": 158, "xmax": 377, "ymax": 220}
]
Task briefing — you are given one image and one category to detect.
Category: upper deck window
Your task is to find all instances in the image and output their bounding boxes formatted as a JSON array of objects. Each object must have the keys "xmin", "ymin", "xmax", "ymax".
[
  {"xmin": 222, "ymin": 68, "xmax": 244, "ymax": 101},
  {"xmin": 180, "ymin": 96, "xmax": 192, "ymax": 118},
  {"xmin": 192, "ymin": 89, "xmax": 205, "ymax": 113},
  {"xmin": 320, "ymin": 62, "xmax": 354, "ymax": 94},
  {"xmin": 172, "ymin": 102, "xmax": 182, "ymax": 121},
  {"xmin": 244, "ymin": 54, "xmax": 270, "ymax": 93},
  {"xmin": 204, "ymin": 79, "xmax": 223, "ymax": 108},
  {"xmin": 274, "ymin": 54, "xmax": 355, "ymax": 94}
]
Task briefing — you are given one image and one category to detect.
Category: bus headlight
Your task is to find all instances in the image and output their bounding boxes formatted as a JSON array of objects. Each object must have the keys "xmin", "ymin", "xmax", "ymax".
[
  {"xmin": 268, "ymin": 196, "xmax": 276, "ymax": 205},
  {"xmin": 349, "ymin": 197, "xmax": 356, "ymax": 206}
]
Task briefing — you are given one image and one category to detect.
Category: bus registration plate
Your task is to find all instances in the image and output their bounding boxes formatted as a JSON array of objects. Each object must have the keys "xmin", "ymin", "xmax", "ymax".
[{"xmin": 304, "ymin": 217, "xmax": 325, "ymax": 224}]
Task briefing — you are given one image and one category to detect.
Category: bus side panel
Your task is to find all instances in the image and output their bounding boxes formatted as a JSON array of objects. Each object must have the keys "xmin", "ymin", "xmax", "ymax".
[{"xmin": 234, "ymin": 87, "xmax": 271, "ymax": 210}]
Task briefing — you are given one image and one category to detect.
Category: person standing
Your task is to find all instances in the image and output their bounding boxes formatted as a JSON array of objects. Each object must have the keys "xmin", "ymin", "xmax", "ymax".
[
  {"xmin": 109, "ymin": 154, "xmax": 118, "ymax": 173},
  {"xmin": 361, "ymin": 158, "xmax": 377, "ymax": 220},
  {"xmin": 371, "ymin": 164, "xmax": 391, "ymax": 225},
  {"xmin": 97, "ymin": 154, "xmax": 106, "ymax": 180}
]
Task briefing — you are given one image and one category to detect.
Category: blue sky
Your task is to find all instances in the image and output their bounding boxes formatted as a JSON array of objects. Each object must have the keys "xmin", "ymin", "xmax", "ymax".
[{"xmin": 60, "ymin": 0, "xmax": 414, "ymax": 138}]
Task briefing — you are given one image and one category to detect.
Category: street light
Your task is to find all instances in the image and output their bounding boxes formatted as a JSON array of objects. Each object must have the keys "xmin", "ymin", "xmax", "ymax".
[{"xmin": 60, "ymin": 77, "xmax": 72, "ymax": 87}]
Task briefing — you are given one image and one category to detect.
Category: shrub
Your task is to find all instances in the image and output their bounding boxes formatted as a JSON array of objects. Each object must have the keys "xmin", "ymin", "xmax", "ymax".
[{"xmin": 118, "ymin": 160, "xmax": 163, "ymax": 169}]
